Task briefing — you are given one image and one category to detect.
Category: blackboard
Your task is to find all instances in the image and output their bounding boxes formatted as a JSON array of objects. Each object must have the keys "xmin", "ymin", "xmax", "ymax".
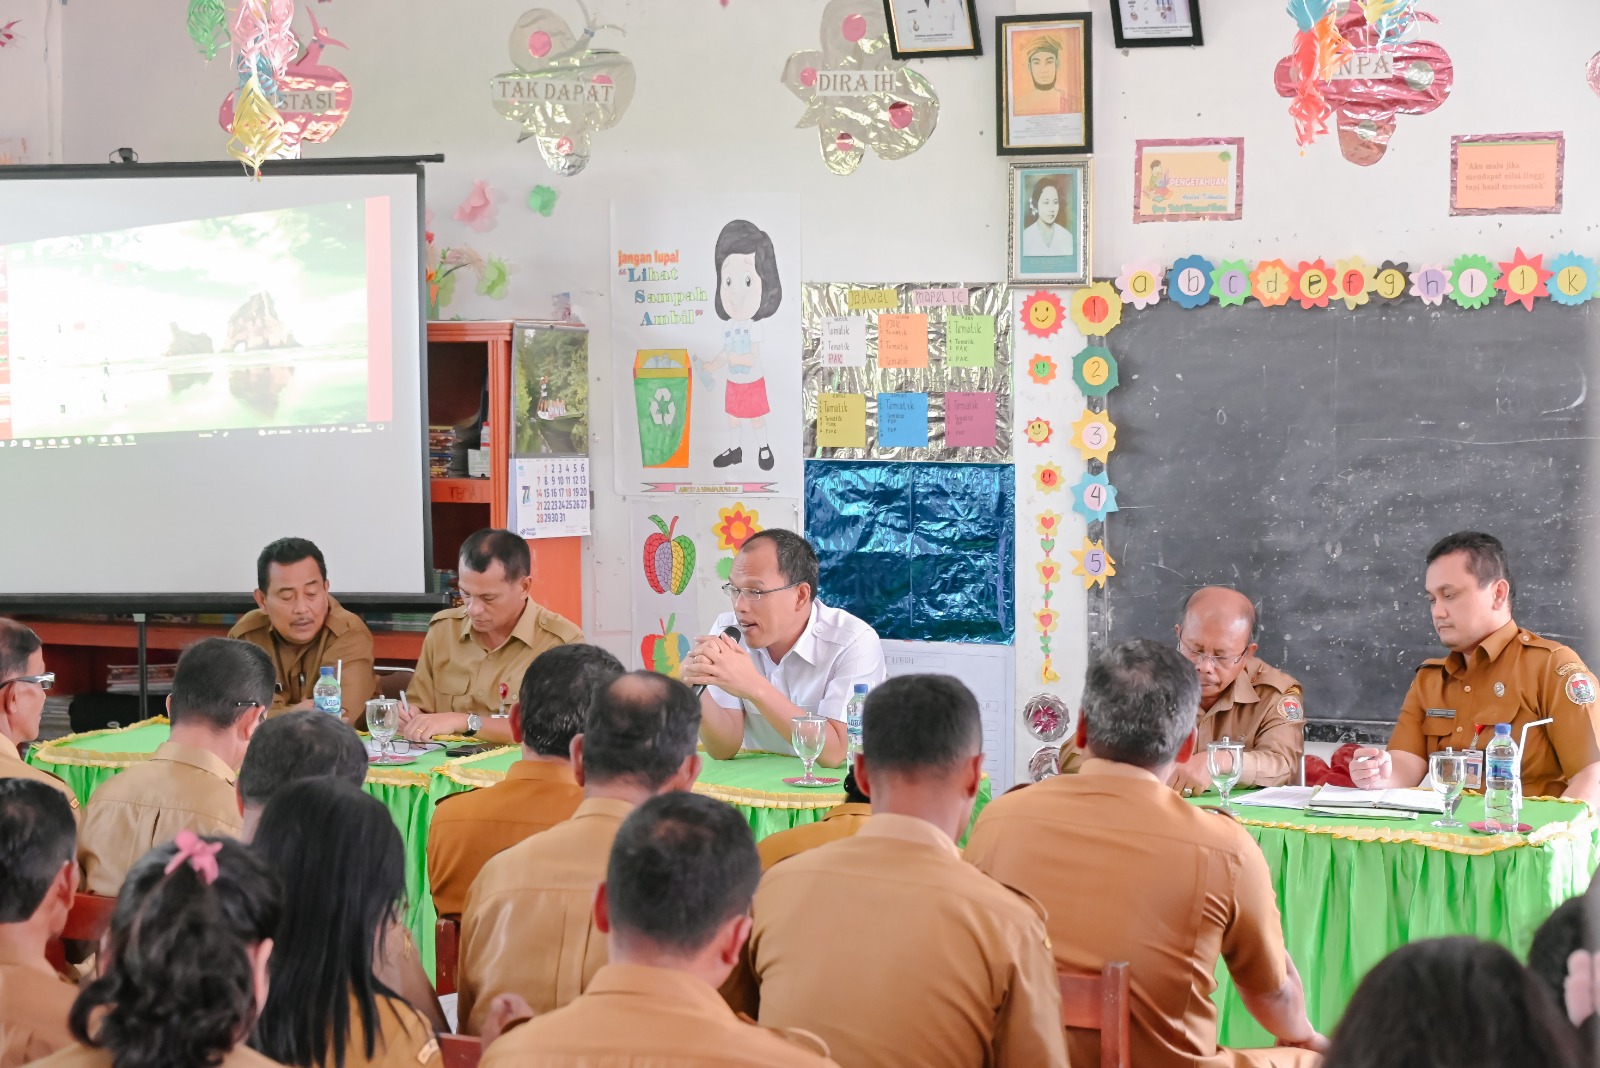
[{"xmin": 1091, "ymin": 298, "xmax": 1599, "ymax": 723}]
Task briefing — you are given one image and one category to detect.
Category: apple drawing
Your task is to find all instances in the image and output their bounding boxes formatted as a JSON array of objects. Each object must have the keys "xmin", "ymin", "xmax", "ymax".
[
  {"xmin": 641, "ymin": 615, "xmax": 692, "ymax": 677},
  {"xmin": 643, "ymin": 514, "xmax": 695, "ymax": 595}
]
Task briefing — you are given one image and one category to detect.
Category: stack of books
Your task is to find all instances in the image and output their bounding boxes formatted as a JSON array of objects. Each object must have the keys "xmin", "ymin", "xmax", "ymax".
[
  {"xmin": 428, "ymin": 425, "xmax": 456, "ymax": 478},
  {"xmin": 106, "ymin": 662, "xmax": 177, "ymax": 695}
]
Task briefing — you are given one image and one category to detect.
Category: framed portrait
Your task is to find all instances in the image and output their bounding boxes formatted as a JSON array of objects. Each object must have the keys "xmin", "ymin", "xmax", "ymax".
[
  {"xmin": 883, "ymin": 0, "xmax": 981, "ymax": 60},
  {"xmin": 1109, "ymin": 0, "xmax": 1204, "ymax": 48},
  {"xmin": 1132, "ymin": 137, "xmax": 1243, "ymax": 222},
  {"xmin": 996, "ymin": 14, "xmax": 1093, "ymax": 155},
  {"xmin": 1008, "ymin": 160, "xmax": 1090, "ymax": 286}
]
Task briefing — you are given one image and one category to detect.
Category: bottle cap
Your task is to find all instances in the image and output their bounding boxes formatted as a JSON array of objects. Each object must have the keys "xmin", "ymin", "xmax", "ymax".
[
  {"xmin": 1494, "ymin": 723, "xmax": 1511, "ymax": 735},
  {"xmin": 853, "ymin": 683, "xmax": 869, "ymax": 693},
  {"xmin": 320, "ymin": 666, "xmax": 334, "ymax": 675}
]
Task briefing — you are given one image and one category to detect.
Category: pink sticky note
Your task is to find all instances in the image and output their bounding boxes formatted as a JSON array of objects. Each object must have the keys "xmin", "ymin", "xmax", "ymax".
[{"xmin": 945, "ymin": 391, "xmax": 997, "ymax": 449}]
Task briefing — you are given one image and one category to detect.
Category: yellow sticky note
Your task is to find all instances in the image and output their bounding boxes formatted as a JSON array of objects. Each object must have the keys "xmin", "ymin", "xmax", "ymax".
[
  {"xmin": 847, "ymin": 288, "xmax": 900, "ymax": 312},
  {"xmin": 817, "ymin": 393, "xmax": 867, "ymax": 448},
  {"xmin": 877, "ymin": 313, "xmax": 929, "ymax": 368}
]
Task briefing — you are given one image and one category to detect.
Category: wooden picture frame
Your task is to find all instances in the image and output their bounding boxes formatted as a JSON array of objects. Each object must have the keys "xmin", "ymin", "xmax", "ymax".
[
  {"xmin": 883, "ymin": 0, "xmax": 982, "ymax": 60},
  {"xmin": 1109, "ymin": 0, "xmax": 1204, "ymax": 49},
  {"xmin": 996, "ymin": 13, "xmax": 1093, "ymax": 155},
  {"xmin": 1008, "ymin": 160, "xmax": 1091, "ymax": 286}
]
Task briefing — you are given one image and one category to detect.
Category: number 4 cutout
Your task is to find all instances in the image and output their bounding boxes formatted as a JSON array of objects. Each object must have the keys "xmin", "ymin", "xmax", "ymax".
[
  {"xmin": 1070, "ymin": 409, "xmax": 1117, "ymax": 463},
  {"xmin": 1070, "ymin": 537, "xmax": 1116, "ymax": 589},
  {"xmin": 1071, "ymin": 471, "xmax": 1119, "ymax": 523}
]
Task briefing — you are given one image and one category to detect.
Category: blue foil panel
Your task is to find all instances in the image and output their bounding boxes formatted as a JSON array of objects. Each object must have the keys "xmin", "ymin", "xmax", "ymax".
[{"xmin": 804, "ymin": 461, "xmax": 1014, "ymax": 644}]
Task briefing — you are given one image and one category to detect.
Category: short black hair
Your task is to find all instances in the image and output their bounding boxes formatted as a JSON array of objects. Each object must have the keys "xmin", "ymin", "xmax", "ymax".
[
  {"xmin": 1527, "ymin": 896, "xmax": 1586, "ymax": 1007},
  {"xmin": 255, "ymin": 538, "xmax": 327, "ymax": 594},
  {"xmin": 712, "ymin": 220, "xmax": 783, "ymax": 323},
  {"xmin": 1426, "ymin": 531, "xmax": 1514, "ymax": 603},
  {"xmin": 460, "ymin": 528, "xmax": 530, "ymax": 582},
  {"xmin": 863, "ymin": 674, "xmax": 982, "ymax": 773},
  {"xmin": 606, "ymin": 792, "xmax": 759, "ymax": 955},
  {"xmin": 841, "ymin": 766, "xmax": 869, "ymax": 805},
  {"xmin": 0, "ymin": 778, "xmax": 76, "ymax": 922},
  {"xmin": 1082, "ymin": 638, "xmax": 1201, "ymax": 769},
  {"xmin": 0, "ymin": 617, "xmax": 42, "ymax": 681},
  {"xmin": 581, "ymin": 672, "xmax": 701, "ymax": 789},
  {"xmin": 740, "ymin": 529, "xmax": 819, "ymax": 600},
  {"xmin": 520, "ymin": 644, "xmax": 625, "ymax": 758},
  {"xmin": 237, "ymin": 711, "xmax": 368, "ymax": 808},
  {"xmin": 170, "ymin": 638, "xmax": 275, "ymax": 730}
]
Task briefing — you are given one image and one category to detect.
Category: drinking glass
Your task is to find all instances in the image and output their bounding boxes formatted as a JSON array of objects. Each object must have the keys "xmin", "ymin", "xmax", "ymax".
[
  {"xmin": 367, "ymin": 698, "xmax": 401, "ymax": 763},
  {"xmin": 791, "ymin": 716, "xmax": 828, "ymax": 786},
  {"xmin": 1207, "ymin": 737, "xmax": 1244, "ymax": 815},
  {"xmin": 1429, "ymin": 748, "xmax": 1468, "ymax": 829}
]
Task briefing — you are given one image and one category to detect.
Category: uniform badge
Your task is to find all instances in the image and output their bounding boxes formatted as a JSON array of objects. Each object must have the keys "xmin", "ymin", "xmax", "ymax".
[
  {"xmin": 1567, "ymin": 672, "xmax": 1597, "ymax": 706},
  {"xmin": 1425, "ymin": 708, "xmax": 1455, "ymax": 719},
  {"xmin": 1558, "ymin": 662, "xmax": 1583, "ymax": 677},
  {"xmin": 1281, "ymin": 695, "xmax": 1304, "ymax": 722},
  {"xmin": 1494, "ymin": 682, "xmax": 1505, "ymax": 697}
]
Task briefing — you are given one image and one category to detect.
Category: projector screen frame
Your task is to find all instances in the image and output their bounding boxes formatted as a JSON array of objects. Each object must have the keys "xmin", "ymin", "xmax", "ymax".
[{"xmin": 0, "ymin": 156, "xmax": 449, "ymax": 614}]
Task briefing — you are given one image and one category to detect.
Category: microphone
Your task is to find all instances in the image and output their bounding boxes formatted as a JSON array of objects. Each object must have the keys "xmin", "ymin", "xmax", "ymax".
[{"xmin": 691, "ymin": 625, "xmax": 745, "ymax": 697}]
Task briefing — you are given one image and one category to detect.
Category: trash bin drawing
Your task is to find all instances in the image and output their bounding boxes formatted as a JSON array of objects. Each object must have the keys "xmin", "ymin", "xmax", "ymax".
[{"xmin": 633, "ymin": 349, "xmax": 692, "ymax": 468}]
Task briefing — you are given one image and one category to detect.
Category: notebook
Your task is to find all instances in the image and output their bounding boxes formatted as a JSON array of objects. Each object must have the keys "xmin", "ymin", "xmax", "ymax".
[{"xmin": 1307, "ymin": 785, "xmax": 1445, "ymax": 814}]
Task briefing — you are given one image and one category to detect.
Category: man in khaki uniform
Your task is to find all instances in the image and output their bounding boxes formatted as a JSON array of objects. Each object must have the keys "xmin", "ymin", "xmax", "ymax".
[
  {"xmin": 228, "ymin": 537, "xmax": 376, "ymax": 723},
  {"xmin": 458, "ymin": 671, "xmax": 702, "ymax": 1034},
  {"xmin": 78, "ymin": 639, "xmax": 268, "ymax": 895},
  {"xmin": 481, "ymin": 793, "xmax": 836, "ymax": 1068},
  {"xmin": 737, "ymin": 675, "xmax": 1068, "ymax": 1068},
  {"xmin": 0, "ymin": 780, "xmax": 80, "ymax": 1068},
  {"xmin": 1060, "ymin": 587, "xmax": 1304, "ymax": 792},
  {"xmin": 0, "ymin": 620, "xmax": 78, "ymax": 815},
  {"xmin": 966, "ymin": 639, "xmax": 1325, "ymax": 1068},
  {"xmin": 755, "ymin": 770, "xmax": 871, "ymax": 871},
  {"xmin": 402, "ymin": 529, "xmax": 583, "ymax": 745},
  {"xmin": 1356, "ymin": 531, "xmax": 1600, "ymax": 803},
  {"xmin": 429, "ymin": 644, "xmax": 622, "ymax": 916}
]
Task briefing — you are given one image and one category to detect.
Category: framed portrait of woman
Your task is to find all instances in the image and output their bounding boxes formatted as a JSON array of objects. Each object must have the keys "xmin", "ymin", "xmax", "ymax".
[
  {"xmin": 1008, "ymin": 160, "xmax": 1090, "ymax": 286},
  {"xmin": 995, "ymin": 13, "xmax": 1093, "ymax": 155}
]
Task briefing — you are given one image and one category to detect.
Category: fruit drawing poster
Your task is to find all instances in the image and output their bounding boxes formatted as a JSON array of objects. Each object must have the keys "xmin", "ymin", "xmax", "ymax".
[
  {"xmin": 610, "ymin": 195, "xmax": 803, "ymax": 496},
  {"xmin": 628, "ymin": 496, "xmax": 799, "ymax": 677}
]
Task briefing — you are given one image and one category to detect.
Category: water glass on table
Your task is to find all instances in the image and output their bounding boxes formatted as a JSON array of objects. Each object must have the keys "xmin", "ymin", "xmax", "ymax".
[
  {"xmin": 1429, "ymin": 747, "xmax": 1467, "ymax": 829},
  {"xmin": 791, "ymin": 715, "xmax": 828, "ymax": 787},
  {"xmin": 1206, "ymin": 737, "xmax": 1244, "ymax": 815},
  {"xmin": 366, "ymin": 698, "xmax": 401, "ymax": 763}
]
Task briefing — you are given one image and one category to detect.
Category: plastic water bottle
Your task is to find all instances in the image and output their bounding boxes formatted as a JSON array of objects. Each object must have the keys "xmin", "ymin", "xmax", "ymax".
[
  {"xmin": 312, "ymin": 666, "xmax": 342, "ymax": 716},
  {"xmin": 845, "ymin": 684, "xmax": 868, "ymax": 757},
  {"xmin": 1483, "ymin": 723, "xmax": 1520, "ymax": 832}
]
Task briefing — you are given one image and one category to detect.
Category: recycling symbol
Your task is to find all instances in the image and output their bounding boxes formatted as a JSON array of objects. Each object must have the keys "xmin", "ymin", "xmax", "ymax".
[{"xmin": 649, "ymin": 387, "xmax": 676, "ymax": 426}]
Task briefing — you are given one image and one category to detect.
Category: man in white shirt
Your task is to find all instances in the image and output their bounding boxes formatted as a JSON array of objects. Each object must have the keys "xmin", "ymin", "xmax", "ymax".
[{"xmin": 682, "ymin": 529, "xmax": 885, "ymax": 769}]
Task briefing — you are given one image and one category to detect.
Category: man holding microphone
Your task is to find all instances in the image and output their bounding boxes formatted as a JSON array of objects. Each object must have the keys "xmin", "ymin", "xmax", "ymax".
[{"xmin": 680, "ymin": 529, "xmax": 885, "ymax": 769}]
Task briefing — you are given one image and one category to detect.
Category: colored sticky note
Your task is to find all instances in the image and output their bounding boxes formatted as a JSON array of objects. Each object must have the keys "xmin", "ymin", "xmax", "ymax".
[
  {"xmin": 817, "ymin": 393, "xmax": 867, "ymax": 448},
  {"xmin": 820, "ymin": 316, "xmax": 868, "ymax": 368},
  {"xmin": 945, "ymin": 314, "xmax": 995, "ymax": 368},
  {"xmin": 847, "ymin": 288, "xmax": 900, "ymax": 312},
  {"xmin": 945, "ymin": 391, "xmax": 998, "ymax": 449},
  {"xmin": 877, "ymin": 392, "xmax": 930, "ymax": 448},
  {"xmin": 877, "ymin": 313, "xmax": 929, "ymax": 368}
]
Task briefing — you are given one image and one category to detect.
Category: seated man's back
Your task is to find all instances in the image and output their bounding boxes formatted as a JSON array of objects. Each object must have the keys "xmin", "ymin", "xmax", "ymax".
[{"xmin": 0, "ymin": 779, "xmax": 81, "ymax": 1068}]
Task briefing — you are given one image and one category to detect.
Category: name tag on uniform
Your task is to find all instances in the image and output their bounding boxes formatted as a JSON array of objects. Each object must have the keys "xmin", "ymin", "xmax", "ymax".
[{"xmin": 1425, "ymin": 708, "xmax": 1454, "ymax": 719}]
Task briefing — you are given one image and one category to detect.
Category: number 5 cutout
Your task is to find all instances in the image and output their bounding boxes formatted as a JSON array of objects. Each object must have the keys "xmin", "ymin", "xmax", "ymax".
[{"xmin": 1070, "ymin": 537, "xmax": 1117, "ymax": 589}]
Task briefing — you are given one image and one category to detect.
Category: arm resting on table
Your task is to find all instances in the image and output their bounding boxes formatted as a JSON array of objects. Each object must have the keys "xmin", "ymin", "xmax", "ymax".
[{"xmin": 700, "ymin": 692, "xmax": 746, "ymax": 761}]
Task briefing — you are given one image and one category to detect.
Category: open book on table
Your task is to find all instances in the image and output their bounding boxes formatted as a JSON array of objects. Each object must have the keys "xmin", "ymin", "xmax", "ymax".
[{"xmin": 1306, "ymin": 785, "xmax": 1445, "ymax": 814}]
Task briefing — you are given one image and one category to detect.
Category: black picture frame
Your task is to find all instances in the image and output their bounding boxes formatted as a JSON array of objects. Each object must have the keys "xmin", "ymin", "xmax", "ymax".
[
  {"xmin": 995, "ymin": 13, "xmax": 1094, "ymax": 156},
  {"xmin": 1108, "ymin": 0, "xmax": 1204, "ymax": 49},
  {"xmin": 883, "ymin": 0, "xmax": 983, "ymax": 60}
]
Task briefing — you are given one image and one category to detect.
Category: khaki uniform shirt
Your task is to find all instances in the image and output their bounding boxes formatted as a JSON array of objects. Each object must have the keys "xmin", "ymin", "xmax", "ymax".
[
  {"xmin": 427, "ymin": 760, "xmax": 583, "ymax": 916},
  {"xmin": 965, "ymin": 760, "xmax": 1316, "ymax": 1068},
  {"xmin": 0, "ymin": 954, "xmax": 77, "ymax": 1068},
  {"xmin": 756, "ymin": 802, "xmax": 872, "ymax": 871},
  {"xmin": 328, "ymin": 994, "xmax": 442, "ymax": 1068},
  {"xmin": 78, "ymin": 741, "xmax": 243, "ymax": 896},
  {"xmin": 30, "ymin": 1045, "xmax": 283, "ymax": 1068},
  {"xmin": 744, "ymin": 814, "xmax": 1069, "ymax": 1068},
  {"xmin": 1060, "ymin": 657, "xmax": 1305, "ymax": 789},
  {"xmin": 481, "ymin": 964, "xmax": 838, "ymax": 1068},
  {"xmin": 0, "ymin": 734, "xmax": 79, "ymax": 817},
  {"xmin": 229, "ymin": 596, "xmax": 377, "ymax": 721},
  {"xmin": 1389, "ymin": 619, "xmax": 1600, "ymax": 798},
  {"xmin": 409, "ymin": 599, "xmax": 583, "ymax": 718},
  {"xmin": 457, "ymin": 796, "xmax": 632, "ymax": 1035}
]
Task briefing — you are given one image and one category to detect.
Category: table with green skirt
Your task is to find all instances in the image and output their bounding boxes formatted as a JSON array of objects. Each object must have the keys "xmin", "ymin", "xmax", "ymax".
[{"xmin": 26, "ymin": 718, "xmax": 991, "ymax": 978}]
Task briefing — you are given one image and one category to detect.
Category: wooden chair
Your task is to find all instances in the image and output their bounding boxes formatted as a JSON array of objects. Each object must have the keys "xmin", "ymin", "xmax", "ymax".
[
  {"xmin": 435, "ymin": 914, "xmax": 461, "ymax": 996},
  {"xmin": 438, "ymin": 1034, "xmax": 482, "ymax": 1068},
  {"xmin": 45, "ymin": 892, "xmax": 118, "ymax": 973},
  {"xmin": 1059, "ymin": 962, "xmax": 1132, "ymax": 1068}
]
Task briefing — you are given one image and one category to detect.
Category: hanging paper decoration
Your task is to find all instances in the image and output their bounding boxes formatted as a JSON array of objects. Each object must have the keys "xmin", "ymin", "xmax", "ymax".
[
  {"xmin": 1035, "ymin": 511, "xmax": 1062, "ymax": 685},
  {"xmin": 1548, "ymin": 253, "xmax": 1599, "ymax": 307},
  {"xmin": 455, "ymin": 180, "xmax": 502, "ymax": 233},
  {"xmin": 1289, "ymin": 258, "xmax": 1335, "ymax": 309},
  {"xmin": 226, "ymin": 72, "xmax": 289, "ymax": 179},
  {"xmin": 1115, "ymin": 261, "xmax": 1165, "ymax": 309},
  {"xmin": 528, "ymin": 184, "xmax": 559, "ymax": 216},
  {"xmin": 1251, "ymin": 259, "xmax": 1293, "ymax": 307},
  {"xmin": 1494, "ymin": 248, "xmax": 1552, "ymax": 312},
  {"xmin": 1026, "ymin": 353, "xmax": 1058, "ymax": 386},
  {"xmin": 780, "ymin": 0, "xmax": 939, "ymax": 176},
  {"xmin": 1408, "ymin": 263, "xmax": 1451, "ymax": 306},
  {"xmin": 491, "ymin": 5, "xmax": 637, "ymax": 177},
  {"xmin": 1589, "ymin": 51, "xmax": 1600, "ymax": 100},
  {"xmin": 1024, "ymin": 417, "xmax": 1054, "ymax": 445},
  {"xmin": 1034, "ymin": 462, "xmax": 1064, "ymax": 494},
  {"xmin": 1070, "ymin": 471, "xmax": 1118, "ymax": 523},
  {"xmin": 1070, "ymin": 537, "xmax": 1116, "ymax": 590},
  {"xmin": 1071, "ymin": 346, "xmax": 1118, "ymax": 397},
  {"xmin": 221, "ymin": 7, "xmax": 353, "ymax": 151},
  {"xmin": 1020, "ymin": 291, "xmax": 1065, "ymax": 338},
  {"xmin": 1273, "ymin": 7, "xmax": 1453, "ymax": 165},
  {"xmin": 218, "ymin": 0, "xmax": 300, "ymax": 164},
  {"xmin": 1448, "ymin": 253, "xmax": 1497, "ymax": 311},
  {"xmin": 1069, "ymin": 409, "xmax": 1116, "ymax": 464},
  {"xmin": 1333, "ymin": 257, "xmax": 1376, "ymax": 310},
  {"xmin": 1070, "ymin": 283, "xmax": 1123, "ymax": 337},
  {"xmin": 1024, "ymin": 693, "xmax": 1070, "ymax": 742},
  {"xmin": 1361, "ymin": 0, "xmax": 1418, "ymax": 46},
  {"xmin": 1169, "ymin": 255, "xmax": 1215, "ymax": 309},
  {"xmin": 1373, "ymin": 260, "xmax": 1409, "ymax": 303},
  {"xmin": 1211, "ymin": 260, "xmax": 1252, "ymax": 308},
  {"xmin": 187, "ymin": 0, "xmax": 229, "ymax": 60}
]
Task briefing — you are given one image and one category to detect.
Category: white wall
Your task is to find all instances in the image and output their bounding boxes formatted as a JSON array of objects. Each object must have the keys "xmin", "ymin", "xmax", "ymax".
[
  {"xmin": 56, "ymin": 0, "xmax": 1600, "ymax": 766},
  {"xmin": 0, "ymin": 0, "xmax": 62, "ymax": 163}
]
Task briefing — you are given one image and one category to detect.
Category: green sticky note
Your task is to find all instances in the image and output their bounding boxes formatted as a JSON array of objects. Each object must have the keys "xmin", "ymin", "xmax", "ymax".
[{"xmin": 945, "ymin": 314, "xmax": 995, "ymax": 368}]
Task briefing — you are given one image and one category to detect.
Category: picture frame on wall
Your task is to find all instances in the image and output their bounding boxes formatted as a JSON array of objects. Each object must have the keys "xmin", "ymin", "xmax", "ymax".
[
  {"xmin": 995, "ymin": 13, "xmax": 1093, "ymax": 155},
  {"xmin": 1008, "ymin": 160, "xmax": 1091, "ymax": 286},
  {"xmin": 1109, "ymin": 0, "xmax": 1204, "ymax": 48},
  {"xmin": 883, "ymin": 0, "xmax": 982, "ymax": 59}
]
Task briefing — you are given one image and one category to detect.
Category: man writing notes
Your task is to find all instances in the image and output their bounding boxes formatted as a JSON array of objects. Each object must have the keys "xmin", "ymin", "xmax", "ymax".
[
  {"xmin": 228, "ymin": 537, "xmax": 376, "ymax": 723},
  {"xmin": 680, "ymin": 530, "xmax": 885, "ymax": 769},
  {"xmin": 1353, "ymin": 531, "xmax": 1600, "ymax": 804},
  {"xmin": 402, "ymin": 529, "xmax": 583, "ymax": 745}
]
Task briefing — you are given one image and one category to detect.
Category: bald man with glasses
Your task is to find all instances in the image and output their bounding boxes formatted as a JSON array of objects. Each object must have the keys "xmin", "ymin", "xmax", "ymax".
[{"xmin": 1060, "ymin": 587, "xmax": 1306, "ymax": 793}]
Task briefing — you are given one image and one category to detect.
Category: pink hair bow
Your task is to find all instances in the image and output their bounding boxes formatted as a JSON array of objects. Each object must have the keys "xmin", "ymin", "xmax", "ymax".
[{"xmin": 164, "ymin": 830, "xmax": 222, "ymax": 885}]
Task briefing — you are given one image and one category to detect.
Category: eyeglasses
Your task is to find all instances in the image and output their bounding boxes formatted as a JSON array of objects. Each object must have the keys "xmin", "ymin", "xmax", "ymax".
[
  {"xmin": 0, "ymin": 672, "xmax": 55, "ymax": 692},
  {"xmin": 1177, "ymin": 642, "xmax": 1247, "ymax": 669},
  {"xmin": 721, "ymin": 580, "xmax": 802, "ymax": 603}
]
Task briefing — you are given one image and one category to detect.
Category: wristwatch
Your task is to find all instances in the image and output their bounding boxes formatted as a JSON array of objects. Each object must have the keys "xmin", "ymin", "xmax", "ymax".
[{"xmin": 464, "ymin": 714, "xmax": 481, "ymax": 737}]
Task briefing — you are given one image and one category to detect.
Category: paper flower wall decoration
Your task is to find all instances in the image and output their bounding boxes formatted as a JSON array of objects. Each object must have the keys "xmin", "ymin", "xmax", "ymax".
[
  {"xmin": 1548, "ymin": 253, "xmax": 1598, "ymax": 307},
  {"xmin": 1034, "ymin": 463, "xmax": 1064, "ymax": 493},
  {"xmin": 1070, "ymin": 537, "xmax": 1116, "ymax": 590},
  {"xmin": 1289, "ymin": 259, "xmax": 1334, "ymax": 309},
  {"xmin": 1374, "ymin": 260, "xmax": 1409, "ymax": 303},
  {"xmin": 1070, "ymin": 283, "xmax": 1123, "ymax": 336},
  {"xmin": 1494, "ymin": 248, "xmax": 1552, "ymax": 312},
  {"xmin": 1211, "ymin": 260, "xmax": 1252, "ymax": 308},
  {"xmin": 455, "ymin": 181, "xmax": 502, "ymax": 233},
  {"xmin": 1035, "ymin": 511, "xmax": 1062, "ymax": 539},
  {"xmin": 528, "ymin": 184, "xmax": 559, "ymax": 216},
  {"xmin": 1408, "ymin": 263, "xmax": 1452, "ymax": 306},
  {"xmin": 1070, "ymin": 410, "xmax": 1117, "ymax": 464},
  {"xmin": 1169, "ymin": 256, "xmax": 1215, "ymax": 309},
  {"xmin": 1071, "ymin": 346, "xmax": 1118, "ymax": 397},
  {"xmin": 1027, "ymin": 354, "xmax": 1058, "ymax": 386},
  {"xmin": 713, "ymin": 503, "xmax": 761, "ymax": 551},
  {"xmin": 1115, "ymin": 261, "xmax": 1165, "ymax": 310},
  {"xmin": 1020, "ymin": 291, "xmax": 1065, "ymax": 338},
  {"xmin": 1024, "ymin": 417, "xmax": 1054, "ymax": 445},
  {"xmin": 1449, "ymin": 253, "xmax": 1497, "ymax": 311},
  {"xmin": 1251, "ymin": 259, "xmax": 1293, "ymax": 307},
  {"xmin": 781, "ymin": 0, "xmax": 940, "ymax": 175},
  {"xmin": 1334, "ymin": 257, "xmax": 1375, "ymax": 310},
  {"xmin": 1071, "ymin": 472, "xmax": 1119, "ymax": 523},
  {"xmin": 491, "ymin": 5, "xmax": 637, "ymax": 177}
]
